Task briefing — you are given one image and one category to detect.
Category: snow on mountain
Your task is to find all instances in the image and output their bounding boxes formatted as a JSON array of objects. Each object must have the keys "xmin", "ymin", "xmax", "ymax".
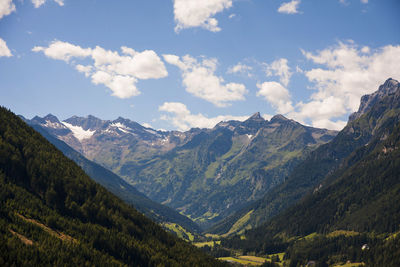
[
  {"xmin": 62, "ymin": 121, "xmax": 95, "ymax": 141},
  {"xmin": 110, "ymin": 122, "xmax": 132, "ymax": 134}
]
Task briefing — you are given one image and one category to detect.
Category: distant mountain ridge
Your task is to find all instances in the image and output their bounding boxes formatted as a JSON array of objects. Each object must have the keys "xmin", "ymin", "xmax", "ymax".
[
  {"xmin": 27, "ymin": 123, "xmax": 202, "ymax": 234},
  {"xmin": 211, "ymin": 78, "xmax": 400, "ymax": 236},
  {"xmin": 0, "ymin": 107, "xmax": 225, "ymax": 266},
  {"xmin": 29, "ymin": 111, "xmax": 337, "ymax": 228}
]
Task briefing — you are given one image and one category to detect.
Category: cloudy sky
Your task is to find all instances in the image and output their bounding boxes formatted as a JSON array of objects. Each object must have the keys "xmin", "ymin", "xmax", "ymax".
[{"xmin": 0, "ymin": 0, "xmax": 399, "ymax": 131}]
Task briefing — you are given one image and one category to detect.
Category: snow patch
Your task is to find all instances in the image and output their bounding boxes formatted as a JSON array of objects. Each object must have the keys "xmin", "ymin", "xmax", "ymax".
[
  {"xmin": 62, "ymin": 122, "xmax": 95, "ymax": 141},
  {"xmin": 44, "ymin": 120, "xmax": 67, "ymax": 129},
  {"xmin": 246, "ymin": 134, "xmax": 253, "ymax": 139},
  {"xmin": 145, "ymin": 129, "xmax": 157, "ymax": 135},
  {"xmin": 110, "ymin": 122, "xmax": 133, "ymax": 134}
]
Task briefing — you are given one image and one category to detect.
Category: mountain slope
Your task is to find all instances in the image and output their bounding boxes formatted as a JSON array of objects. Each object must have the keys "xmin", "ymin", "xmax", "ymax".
[
  {"xmin": 29, "ymin": 123, "xmax": 201, "ymax": 234},
  {"xmin": 220, "ymin": 78, "xmax": 400, "ymax": 266},
  {"xmin": 30, "ymin": 112, "xmax": 336, "ymax": 228},
  {"xmin": 227, "ymin": 118, "xmax": 400, "ymax": 266},
  {"xmin": 0, "ymin": 107, "xmax": 225, "ymax": 266},
  {"xmin": 210, "ymin": 78, "xmax": 400, "ymax": 236}
]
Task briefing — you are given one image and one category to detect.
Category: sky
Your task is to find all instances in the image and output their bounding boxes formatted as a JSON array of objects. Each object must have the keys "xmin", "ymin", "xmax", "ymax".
[{"xmin": 0, "ymin": 0, "xmax": 399, "ymax": 131}]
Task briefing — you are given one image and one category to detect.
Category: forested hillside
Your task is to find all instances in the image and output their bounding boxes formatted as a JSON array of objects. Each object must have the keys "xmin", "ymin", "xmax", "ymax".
[
  {"xmin": 222, "ymin": 121, "xmax": 400, "ymax": 266},
  {"xmin": 218, "ymin": 79, "xmax": 400, "ymax": 266},
  {"xmin": 30, "ymin": 123, "xmax": 201, "ymax": 234},
  {"xmin": 210, "ymin": 78, "xmax": 400, "ymax": 236},
  {"xmin": 0, "ymin": 107, "xmax": 225, "ymax": 266}
]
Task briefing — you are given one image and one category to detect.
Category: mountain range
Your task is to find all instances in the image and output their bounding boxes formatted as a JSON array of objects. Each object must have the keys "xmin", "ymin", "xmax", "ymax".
[
  {"xmin": 209, "ymin": 78, "xmax": 400, "ymax": 237},
  {"xmin": 2, "ymin": 78, "xmax": 399, "ymax": 266},
  {"xmin": 218, "ymin": 78, "xmax": 400, "ymax": 266},
  {"xmin": 0, "ymin": 107, "xmax": 225, "ymax": 266},
  {"xmin": 27, "ymin": 123, "xmax": 202, "ymax": 234},
  {"xmin": 27, "ymin": 110, "xmax": 337, "ymax": 228}
]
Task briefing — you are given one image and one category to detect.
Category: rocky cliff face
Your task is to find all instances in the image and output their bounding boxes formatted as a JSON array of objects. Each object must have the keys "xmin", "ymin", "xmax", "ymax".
[{"xmin": 349, "ymin": 78, "xmax": 400, "ymax": 122}]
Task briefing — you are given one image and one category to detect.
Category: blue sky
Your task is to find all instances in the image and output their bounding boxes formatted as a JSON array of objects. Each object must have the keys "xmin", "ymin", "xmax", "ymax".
[{"xmin": 0, "ymin": 0, "xmax": 399, "ymax": 131}]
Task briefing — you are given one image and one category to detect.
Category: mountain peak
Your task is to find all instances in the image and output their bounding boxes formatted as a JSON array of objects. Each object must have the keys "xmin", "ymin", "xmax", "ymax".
[
  {"xmin": 244, "ymin": 112, "xmax": 265, "ymax": 123},
  {"xmin": 43, "ymin": 114, "xmax": 60, "ymax": 123},
  {"xmin": 349, "ymin": 78, "xmax": 400, "ymax": 122},
  {"xmin": 383, "ymin": 78, "xmax": 399, "ymax": 88},
  {"xmin": 248, "ymin": 112, "xmax": 262, "ymax": 120},
  {"xmin": 270, "ymin": 114, "xmax": 290, "ymax": 123},
  {"xmin": 64, "ymin": 115, "xmax": 106, "ymax": 130}
]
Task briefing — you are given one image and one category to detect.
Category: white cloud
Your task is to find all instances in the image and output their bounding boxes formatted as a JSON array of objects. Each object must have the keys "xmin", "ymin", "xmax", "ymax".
[
  {"xmin": 173, "ymin": 0, "xmax": 232, "ymax": 32},
  {"xmin": 31, "ymin": 0, "xmax": 46, "ymax": 8},
  {"xmin": 31, "ymin": 0, "xmax": 64, "ymax": 8},
  {"xmin": 361, "ymin": 0, "xmax": 368, "ymax": 3},
  {"xmin": 54, "ymin": 0, "xmax": 64, "ymax": 6},
  {"xmin": 32, "ymin": 41, "xmax": 91, "ymax": 61},
  {"xmin": 290, "ymin": 42, "xmax": 400, "ymax": 130},
  {"xmin": 265, "ymin": 58, "xmax": 292, "ymax": 86},
  {"xmin": 228, "ymin": 13, "xmax": 236, "ymax": 19},
  {"xmin": 163, "ymin": 54, "xmax": 248, "ymax": 107},
  {"xmin": 278, "ymin": 0, "xmax": 301, "ymax": 14},
  {"xmin": 33, "ymin": 41, "xmax": 168, "ymax": 99},
  {"xmin": 159, "ymin": 102, "xmax": 248, "ymax": 131},
  {"xmin": 0, "ymin": 0, "xmax": 15, "ymax": 19},
  {"xmin": 227, "ymin": 63, "xmax": 253, "ymax": 77},
  {"xmin": 75, "ymin": 64, "xmax": 93, "ymax": 77},
  {"xmin": 257, "ymin": 82, "xmax": 293, "ymax": 114},
  {"xmin": 0, "ymin": 38, "xmax": 12, "ymax": 57}
]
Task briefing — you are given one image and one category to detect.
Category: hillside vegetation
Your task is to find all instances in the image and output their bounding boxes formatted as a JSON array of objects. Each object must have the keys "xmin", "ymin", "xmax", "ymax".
[
  {"xmin": 210, "ymin": 78, "xmax": 400, "ymax": 236},
  {"xmin": 0, "ymin": 107, "xmax": 225, "ymax": 266},
  {"xmin": 218, "ymin": 79, "xmax": 400, "ymax": 266},
  {"xmin": 31, "ymin": 124, "xmax": 201, "ymax": 234}
]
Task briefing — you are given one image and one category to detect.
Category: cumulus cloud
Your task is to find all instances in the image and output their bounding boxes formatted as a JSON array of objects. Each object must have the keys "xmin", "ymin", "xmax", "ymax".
[
  {"xmin": 31, "ymin": 0, "xmax": 46, "ymax": 8},
  {"xmin": 257, "ymin": 82, "xmax": 293, "ymax": 114},
  {"xmin": 32, "ymin": 41, "xmax": 91, "ymax": 61},
  {"xmin": 173, "ymin": 0, "xmax": 232, "ymax": 32},
  {"xmin": 290, "ymin": 42, "xmax": 400, "ymax": 130},
  {"xmin": 159, "ymin": 102, "xmax": 248, "ymax": 131},
  {"xmin": 0, "ymin": 0, "xmax": 15, "ymax": 19},
  {"xmin": 278, "ymin": 0, "xmax": 301, "ymax": 14},
  {"xmin": 54, "ymin": 0, "xmax": 64, "ymax": 6},
  {"xmin": 33, "ymin": 40, "xmax": 167, "ymax": 99},
  {"xmin": 163, "ymin": 54, "xmax": 248, "ymax": 107},
  {"xmin": 227, "ymin": 62, "xmax": 253, "ymax": 77},
  {"xmin": 264, "ymin": 58, "xmax": 292, "ymax": 86},
  {"xmin": 31, "ymin": 0, "xmax": 64, "ymax": 8},
  {"xmin": 0, "ymin": 38, "xmax": 12, "ymax": 57}
]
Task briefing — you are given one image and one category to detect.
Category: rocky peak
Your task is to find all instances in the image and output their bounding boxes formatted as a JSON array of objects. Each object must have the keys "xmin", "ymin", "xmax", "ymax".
[
  {"xmin": 43, "ymin": 114, "xmax": 60, "ymax": 123},
  {"xmin": 234, "ymin": 112, "xmax": 267, "ymax": 135},
  {"xmin": 30, "ymin": 116, "xmax": 46, "ymax": 124},
  {"xmin": 64, "ymin": 115, "xmax": 106, "ymax": 130},
  {"xmin": 349, "ymin": 78, "xmax": 400, "ymax": 122},
  {"xmin": 246, "ymin": 112, "xmax": 264, "ymax": 122},
  {"xmin": 113, "ymin": 117, "xmax": 144, "ymax": 131},
  {"xmin": 269, "ymin": 114, "xmax": 290, "ymax": 123}
]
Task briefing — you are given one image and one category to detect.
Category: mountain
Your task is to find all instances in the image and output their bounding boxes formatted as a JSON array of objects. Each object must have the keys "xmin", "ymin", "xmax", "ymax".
[
  {"xmin": 220, "ymin": 78, "xmax": 400, "ymax": 266},
  {"xmin": 0, "ymin": 106, "xmax": 225, "ymax": 266},
  {"xmin": 30, "ymin": 112, "xmax": 336, "ymax": 228},
  {"xmin": 26, "ymin": 122, "xmax": 201, "ymax": 234},
  {"xmin": 210, "ymin": 78, "xmax": 400, "ymax": 236}
]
